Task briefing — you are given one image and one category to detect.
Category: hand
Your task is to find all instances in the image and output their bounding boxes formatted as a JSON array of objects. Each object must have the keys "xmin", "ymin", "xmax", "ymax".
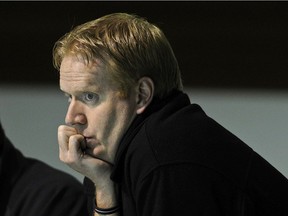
[
  {"xmin": 58, "ymin": 125, "xmax": 119, "ymax": 213},
  {"xmin": 57, "ymin": 125, "xmax": 112, "ymax": 186}
]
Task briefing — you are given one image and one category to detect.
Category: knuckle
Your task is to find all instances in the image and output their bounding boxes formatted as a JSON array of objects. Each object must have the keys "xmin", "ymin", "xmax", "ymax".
[
  {"xmin": 58, "ymin": 125, "xmax": 66, "ymax": 132},
  {"xmin": 69, "ymin": 135, "xmax": 78, "ymax": 145}
]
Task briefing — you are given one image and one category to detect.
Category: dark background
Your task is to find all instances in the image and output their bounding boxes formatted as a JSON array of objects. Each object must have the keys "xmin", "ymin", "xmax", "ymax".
[{"xmin": 1, "ymin": 1, "xmax": 288, "ymax": 90}]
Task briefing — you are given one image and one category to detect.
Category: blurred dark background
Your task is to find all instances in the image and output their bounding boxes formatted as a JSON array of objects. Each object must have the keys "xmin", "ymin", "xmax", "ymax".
[{"xmin": 1, "ymin": 1, "xmax": 288, "ymax": 89}]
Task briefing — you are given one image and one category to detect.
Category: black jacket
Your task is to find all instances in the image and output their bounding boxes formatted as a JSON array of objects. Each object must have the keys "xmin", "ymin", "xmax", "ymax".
[
  {"xmin": 0, "ymin": 123, "xmax": 89, "ymax": 216},
  {"xmin": 86, "ymin": 91, "xmax": 288, "ymax": 216}
]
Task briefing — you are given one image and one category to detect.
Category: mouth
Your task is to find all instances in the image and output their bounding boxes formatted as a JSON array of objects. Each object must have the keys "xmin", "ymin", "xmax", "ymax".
[
  {"xmin": 84, "ymin": 136, "xmax": 96, "ymax": 145},
  {"xmin": 80, "ymin": 139, "xmax": 114, "ymax": 166},
  {"xmin": 84, "ymin": 136, "xmax": 92, "ymax": 141},
  {"xmin": 80, "ymin": 138, "xmax": 95, "ymax": 157},
  {"xmin": 77, "ymin": 136, "xmax": 92, "ymax": 151},
  {"xmin": 83, "ymin": 136, "xmax": 103, "ymax": 153}
]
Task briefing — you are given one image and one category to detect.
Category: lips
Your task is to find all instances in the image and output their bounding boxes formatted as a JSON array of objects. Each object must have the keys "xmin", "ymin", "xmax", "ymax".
[
  {"xmin": 81, "ymin": 137, "xmax": 95, "ymax": 154},
  {"xmin": 84, "ymin": 136, "xmax": 98, "ymax": 148},
  {"xmin": 84, "ymin": 136, "xmax": 92, "ymax": 144},
  {"xmin": 82, "ymin": 133, "xmax": 91, "ymax": 138},
  {"xmin": 84, "ymin": 136, "xmax": 92, "ymax": 141}
]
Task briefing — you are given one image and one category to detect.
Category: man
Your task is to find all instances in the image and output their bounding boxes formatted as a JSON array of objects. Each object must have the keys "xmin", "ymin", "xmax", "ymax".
[
  {"xmin": 53, "ymin": 13, "xmax": 288, "ymax": 216},
  {"xmin": 0, "ymin": 122, "xmax": 89, "ymax": 216}
]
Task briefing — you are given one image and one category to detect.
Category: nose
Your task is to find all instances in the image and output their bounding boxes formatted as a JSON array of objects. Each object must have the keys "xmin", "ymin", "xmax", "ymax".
[{"xmin": 65, "ymin": 100, "xmax": 87, "ymax": 126}]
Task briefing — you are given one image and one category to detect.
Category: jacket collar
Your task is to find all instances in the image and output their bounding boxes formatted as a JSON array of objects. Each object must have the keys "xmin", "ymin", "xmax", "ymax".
[{"xmin": 111, "ymin": 90, "xmax": 190, "ymax": 182}]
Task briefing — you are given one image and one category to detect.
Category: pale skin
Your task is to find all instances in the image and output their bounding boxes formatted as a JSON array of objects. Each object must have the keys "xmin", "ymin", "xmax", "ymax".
[{"xmin": 58, "ymin": 55, "xmax": 154, "ymax": 215}]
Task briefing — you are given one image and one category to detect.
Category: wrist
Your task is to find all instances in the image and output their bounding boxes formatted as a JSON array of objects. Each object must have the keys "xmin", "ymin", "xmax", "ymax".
[
  {"xmin": 93, "ymin": 199, "xmax": 120, "ymax": 215},
  {"xmin": 94, "ymin": 181, "xmax": 119, "ymax": 215},
  {"xmin": 95, "ymin": 179, "xmax": 119, "ymax": 206}
]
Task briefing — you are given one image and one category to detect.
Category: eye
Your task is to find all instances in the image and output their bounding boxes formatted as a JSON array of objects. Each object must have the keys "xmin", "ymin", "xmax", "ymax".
[
  {"xmin": 82, "ymin": 92, "xmax": 99, "ymax": 103},
  {"xmin": 84, "ymin": 93, "xmax": 96, "ymax": 101}
]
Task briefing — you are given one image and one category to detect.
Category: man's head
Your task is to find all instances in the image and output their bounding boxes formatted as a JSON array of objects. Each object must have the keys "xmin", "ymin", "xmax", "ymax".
[
  {"xmin": 53, "ymin": 13, "xmax": 183, "ymax": 99},
  {"xmin": 53, "ymin": 13, "xmax": 183, "ymax": 164}
]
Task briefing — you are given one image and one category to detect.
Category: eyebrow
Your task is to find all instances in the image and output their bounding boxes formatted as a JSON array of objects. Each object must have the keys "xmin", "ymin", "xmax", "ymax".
[{"xmin": 60, "ymin": 86, "xmax": 102, "ymax": 97}]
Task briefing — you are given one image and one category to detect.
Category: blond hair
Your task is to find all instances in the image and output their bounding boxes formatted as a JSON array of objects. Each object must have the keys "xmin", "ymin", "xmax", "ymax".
[{"xmin": 53, "ymin": 13, "xmax": 183, "ymax": 98}]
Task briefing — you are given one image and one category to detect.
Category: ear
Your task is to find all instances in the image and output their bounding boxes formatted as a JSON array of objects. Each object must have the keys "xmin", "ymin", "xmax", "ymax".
[{"xmin": 136, "ymin": 77, "xmax": 154, "ymax": 114}]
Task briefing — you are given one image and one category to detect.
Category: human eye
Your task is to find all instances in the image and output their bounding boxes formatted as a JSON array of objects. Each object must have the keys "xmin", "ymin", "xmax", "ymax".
[{"xmin": 82, "ymin": 92, "xmax": 99, "ymax": 104}]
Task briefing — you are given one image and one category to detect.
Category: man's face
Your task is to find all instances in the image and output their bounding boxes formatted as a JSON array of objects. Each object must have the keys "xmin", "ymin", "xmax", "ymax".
[{"xmin": 59, "ymin": 55, "xmax": 138, "ymax": 164}]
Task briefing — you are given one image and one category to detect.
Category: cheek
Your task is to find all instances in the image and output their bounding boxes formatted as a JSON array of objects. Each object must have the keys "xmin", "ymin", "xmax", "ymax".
[
  {"xmin": 102, "ymin": 107, "xmax": 131, "ymax": 142},
  {"xmin": 86, "ymin": 107, "xmax": 116, "ymax": 135},
  {"xmin": 84, "ymin": 109, "xmax": 101, "ymax": 132},
  {"xmin": 86, "ymin": 101, "xmax": 136, "ymax": 141}
]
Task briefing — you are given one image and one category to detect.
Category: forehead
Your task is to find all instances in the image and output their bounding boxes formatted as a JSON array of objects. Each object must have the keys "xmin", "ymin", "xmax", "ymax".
[{"xmin": 59, "ymin": 55, "xmax": 107, "ymax": 93}]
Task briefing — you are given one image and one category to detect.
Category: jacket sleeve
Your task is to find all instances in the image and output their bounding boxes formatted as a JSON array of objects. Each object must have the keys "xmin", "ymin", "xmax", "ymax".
[{"xmin": 7, "ymin": 160, "xmax": 89, "ymax": 216}]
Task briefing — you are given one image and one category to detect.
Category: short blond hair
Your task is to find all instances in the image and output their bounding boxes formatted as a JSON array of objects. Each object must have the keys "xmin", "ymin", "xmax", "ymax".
[{"xmin": 53, "ymin": 13, "xmax": 183, "ymax": 98}]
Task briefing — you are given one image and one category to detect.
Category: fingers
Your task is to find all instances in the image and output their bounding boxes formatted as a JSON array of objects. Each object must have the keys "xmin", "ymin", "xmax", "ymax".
[
  {"xmin": 58, "ymin": 125, "xmax": 77, "ymax": 152},
  {"xmin": 57, "ymin": 125, "xmax": 113, "ymax": 185},
  {"xmin": 68, "ymin": 134, "xmax": 86, "ymax": 158},
  {"xmin": 58, "ymin": 125, "xmax": 86, "ymax": 164}
]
